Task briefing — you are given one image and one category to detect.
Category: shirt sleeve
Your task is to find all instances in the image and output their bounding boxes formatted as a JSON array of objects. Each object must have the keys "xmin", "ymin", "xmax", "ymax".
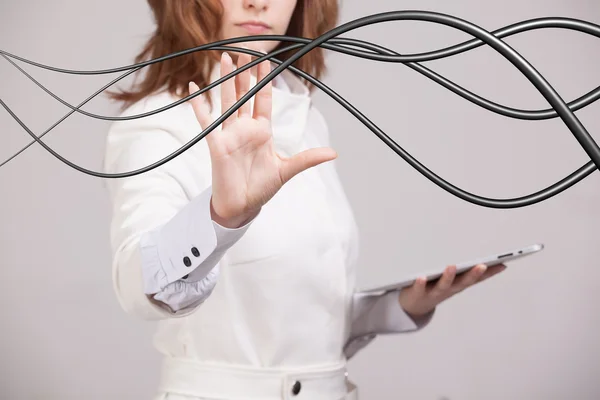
[
  {"xmin": 104, "ymin": 121, "xmax": 259, "ymax": 320},
  {"xmin": 343, "ymin": 290, "xmax": 435, "ymax": 359},
  {"xmin": 142, "ymin": 198, "xmax": 259, "ymax": 312}
]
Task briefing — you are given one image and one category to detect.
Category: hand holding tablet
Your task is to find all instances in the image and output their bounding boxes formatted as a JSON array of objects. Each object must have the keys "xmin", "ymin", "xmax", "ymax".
[
  {"xmin": 361, "ymin": 243, "xmax": 544, "ymax": 318},
  {"xmin": 362, "ymin": 243, "xmax": 544, "ymax": 294}
]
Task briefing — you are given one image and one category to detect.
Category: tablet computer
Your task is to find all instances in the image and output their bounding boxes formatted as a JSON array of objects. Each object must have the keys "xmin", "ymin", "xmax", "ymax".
[{"xmin": 361, "ymin": 243, "xmax": 544, "ymax": 294}]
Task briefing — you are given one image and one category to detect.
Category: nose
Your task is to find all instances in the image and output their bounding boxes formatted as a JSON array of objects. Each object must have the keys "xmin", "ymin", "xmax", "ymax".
[{"xmin": 243, "ymin": 0, "xmax": 269, "ymax": 10}]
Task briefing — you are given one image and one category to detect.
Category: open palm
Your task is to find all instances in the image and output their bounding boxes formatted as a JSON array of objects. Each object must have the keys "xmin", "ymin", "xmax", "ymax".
[{"xmin": 188, "ymin": 51, "xmax": 337, "ymax": 226}]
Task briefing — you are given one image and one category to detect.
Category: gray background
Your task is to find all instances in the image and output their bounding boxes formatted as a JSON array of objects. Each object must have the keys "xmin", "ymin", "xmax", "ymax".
[{"xmin": 1, "ymin": 0, "xmax": 599, "ymax": 399}]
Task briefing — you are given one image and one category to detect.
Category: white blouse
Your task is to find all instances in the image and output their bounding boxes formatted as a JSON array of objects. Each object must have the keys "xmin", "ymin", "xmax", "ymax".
[{"xmin": 103, "ymin": 60, "xmax": 433, "ymax": 376}]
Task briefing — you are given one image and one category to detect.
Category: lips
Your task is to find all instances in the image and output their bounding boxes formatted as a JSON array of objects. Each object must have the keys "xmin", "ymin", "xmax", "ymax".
[{"xmin": 237, "ymin": 21, "xmax": 271, "ymax": 34}]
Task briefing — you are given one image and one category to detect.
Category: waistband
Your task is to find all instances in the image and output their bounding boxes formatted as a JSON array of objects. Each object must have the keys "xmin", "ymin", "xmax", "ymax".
[{"xmin": 157, "ymin": 357, "xmax": 355, "ymax": 400}]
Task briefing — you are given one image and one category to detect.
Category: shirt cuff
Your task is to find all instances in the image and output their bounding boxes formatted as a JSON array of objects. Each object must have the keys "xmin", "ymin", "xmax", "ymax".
[
  {"xmin": 212, "ymin": 209, "xmax": 261, "ymax": 250},
  {"xmin": 152, "ymin": 263, "xmax": 221, "ymax": 312},
  {"xmin": 374, "ymin": 290, "xmax": 435, "ymax": 334},
  {"xmin": 156, "ymin": 185, "xmax": 218, "ymax": 284},
  {"xmin": 184, "ymin": 208, "xmax": 261, "ymax": 282},
  {"xmin": 349, "ymin": 290, "xmax": 435, "ymax": 338},
  {"xmin": 139, "ymin": 185, "xmax": 261, "ymax": 293}
]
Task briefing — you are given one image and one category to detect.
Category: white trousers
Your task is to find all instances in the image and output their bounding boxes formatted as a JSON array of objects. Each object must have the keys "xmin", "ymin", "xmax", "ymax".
[{"xmin": 152, "ymin": 357, "xmax": 359, "ymax": 400}]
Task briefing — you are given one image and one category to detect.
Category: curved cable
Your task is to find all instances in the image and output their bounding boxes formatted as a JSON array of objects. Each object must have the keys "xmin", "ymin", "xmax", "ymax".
[
  {"xmin": 2, "ymin": 17, "xmax": 599, "ymax": 171},
  {"xmin": 0, "ymin": 11, "xmax": 598, "ymax": 209},
  {"xmin": 3, "ymin": 17, "xmax": 599, "ymax": 123}
]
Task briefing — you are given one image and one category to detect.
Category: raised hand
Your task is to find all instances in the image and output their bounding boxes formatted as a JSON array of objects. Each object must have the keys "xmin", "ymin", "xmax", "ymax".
[{"xmin": 188, "ymin": 51, "xmax": 338, "ymax": 228}]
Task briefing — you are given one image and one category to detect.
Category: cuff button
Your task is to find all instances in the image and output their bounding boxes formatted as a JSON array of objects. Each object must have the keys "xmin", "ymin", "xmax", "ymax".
[
  {"xmin": 191, "ymin": 247, "xmax": 200, "ymax": 257},
  {"xmin": 183, "ymin": 256, "xmax": 192, "ymax": 267},
  {"xmin": 291, "ymin": 380, "xmax": 301, "ymax": 395}
]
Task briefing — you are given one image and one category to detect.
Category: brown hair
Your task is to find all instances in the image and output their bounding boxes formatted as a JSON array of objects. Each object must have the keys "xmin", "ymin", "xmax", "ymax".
[{"xmin": 106, "ymin": 0, "xmax": 339, "ymax": 112}]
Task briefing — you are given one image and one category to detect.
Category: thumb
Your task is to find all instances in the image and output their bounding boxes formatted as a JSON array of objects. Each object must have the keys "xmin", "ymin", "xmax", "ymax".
[{"xmin": 279, "ymin": 147, "xmax": 338, "ymax": 184}]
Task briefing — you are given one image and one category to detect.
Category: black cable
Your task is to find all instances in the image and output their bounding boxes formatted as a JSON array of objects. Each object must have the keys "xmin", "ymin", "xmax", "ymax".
[
  {"xmin": 0, "ymin": 11, "xmax": 598, "ymax": 209},
  {"xmin": 3, "ymin": 17, "xmax": 599, "ymax": 171},
  {"xmin": 0, "ymin": 63, "xmax": 143, "ymax": 168},
  {"xmin": 3, "ymin": 17, "xmax": 599, "ymax": 123}
]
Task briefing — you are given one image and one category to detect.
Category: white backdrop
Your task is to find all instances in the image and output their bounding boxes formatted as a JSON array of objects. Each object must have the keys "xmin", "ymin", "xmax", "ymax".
[{"xmin": 0, "ymin": 0, "xmax": 599, "ymax": 399}]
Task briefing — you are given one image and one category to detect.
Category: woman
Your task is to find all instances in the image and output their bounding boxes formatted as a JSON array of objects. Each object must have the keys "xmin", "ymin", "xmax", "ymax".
[{"xmin": 103, "ymin": 0, "xmax": 505, "ymax": 399}]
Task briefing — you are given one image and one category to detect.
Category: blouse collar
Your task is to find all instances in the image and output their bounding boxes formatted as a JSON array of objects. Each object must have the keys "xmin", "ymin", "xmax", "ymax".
[{"xmin": 207, "ymin": 60, "xmax": 312, "ymax": 157}]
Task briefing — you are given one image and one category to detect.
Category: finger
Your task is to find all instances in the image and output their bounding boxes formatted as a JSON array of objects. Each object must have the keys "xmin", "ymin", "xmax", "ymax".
[
  {"xmin": 476, "ymin": 263, "xmax": 506, "ymax": 284},
  {"xmin": 220, "ymin": 52, "xmax": 237, "ymax": 130},
  {"xmin": 235, "ymin": 49, "xmax": 252, "ymax": 118},
  {"xmin": 411, "ymin": 276, "xmax": 428, "ymax": 298},
  {"xmin": 429, "ymin": 265, "xmax": 457, "ymax": 298},
  {"xmin": 279, "ymin": 147, "xmax": 338, "ymax": 184},
  {"xmin": 253, "ymin": 49, "xmax": 272, "ymax": 121},
  {"xmin": 454, "ymin": 264, "xmax": 487, "ymax": 291},
  {"xmin": 188, "ymin": 81, "xmax": 215, "ymax": 146}
]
